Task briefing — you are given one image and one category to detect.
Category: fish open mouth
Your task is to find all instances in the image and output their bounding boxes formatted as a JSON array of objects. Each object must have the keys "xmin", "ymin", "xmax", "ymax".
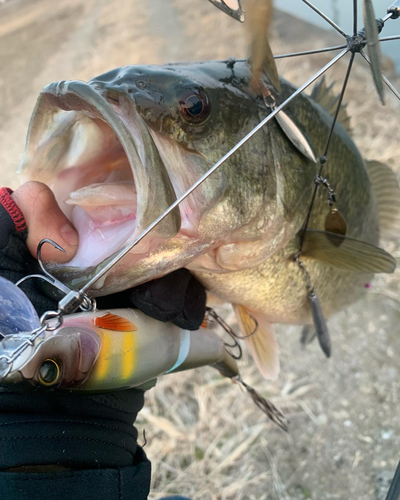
[{"xmin": 19, "ymin": 80, "xmax": 183, "ymax": 272}]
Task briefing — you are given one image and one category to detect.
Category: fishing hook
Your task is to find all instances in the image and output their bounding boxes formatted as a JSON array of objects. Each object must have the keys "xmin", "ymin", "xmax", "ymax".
[
  {"xmin": 206, "ymin": 308, "xmax": 242, "ymax": 359},
  {"xmin": 206, "ymin": 308, "xmax": 258, "ymax": 361},
  {"xmin": 16, "ymin": 239, "xmax": 96, "ymax": 314},
  {"xmin": 206, "ymin": 308, "xmax": 258, "ymax": 341}
]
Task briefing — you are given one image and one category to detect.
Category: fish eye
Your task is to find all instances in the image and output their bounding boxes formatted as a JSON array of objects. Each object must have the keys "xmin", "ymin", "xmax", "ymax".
[
  {"xmin": 179, "ymin": 89, "xmax": 210, "ymax": 124},
  {"xmin": 38, "ymin": 359, "xmax": 62, "ymax": 387}
]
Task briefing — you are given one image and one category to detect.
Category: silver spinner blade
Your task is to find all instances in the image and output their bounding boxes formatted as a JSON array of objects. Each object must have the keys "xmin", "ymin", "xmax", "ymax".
[{"xmin": 363, "ymin": 0, "xmax": 385, "ymax": 104}]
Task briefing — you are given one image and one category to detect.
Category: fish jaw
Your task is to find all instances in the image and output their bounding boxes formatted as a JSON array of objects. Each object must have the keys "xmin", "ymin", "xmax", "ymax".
[
  {"xmin": 17, "ymin": 79, "xmax": 210, "ymax": 286},
  {"xmin": 15, "ymin": 71, "xmax": 241, "ymax": 292}
]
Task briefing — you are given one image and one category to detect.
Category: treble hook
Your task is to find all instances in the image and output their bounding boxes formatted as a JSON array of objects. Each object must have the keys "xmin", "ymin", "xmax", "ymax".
[
  {"xmin": 16, "ymin": 239, "xmax": 95, "ymax": 313},
  {"xmin": 206, "ymin": 307, "xmax": 258, "ymax": 340},
  {"xmin": 17, "ymin": 239, "xmax": 70, "ymax": 294},
  {"xmin": 206, "ymin": 307, "xmax": 258, "ymax": 360}
]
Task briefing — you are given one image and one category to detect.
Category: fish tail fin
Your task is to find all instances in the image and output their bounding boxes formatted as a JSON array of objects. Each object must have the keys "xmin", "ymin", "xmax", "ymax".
[
  {"xmin": 233, "ymin": 304, "xmax": 280, "ymax": 380},
  {"xmin": 365, "ymin": 160, "xmax": 400, "ymax": 241}
]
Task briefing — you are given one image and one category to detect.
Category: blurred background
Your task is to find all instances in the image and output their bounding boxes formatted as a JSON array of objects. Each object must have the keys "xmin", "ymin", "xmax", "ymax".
[{"xmin": 0, "ymin": 1, "xmax": 399, "ymax": 498}]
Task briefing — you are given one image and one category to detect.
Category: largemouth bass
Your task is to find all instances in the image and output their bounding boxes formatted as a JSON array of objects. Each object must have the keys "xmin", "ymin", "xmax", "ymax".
[{"xmin": 18, "ymin": 60, "xmax": 399, "ymax": 379}]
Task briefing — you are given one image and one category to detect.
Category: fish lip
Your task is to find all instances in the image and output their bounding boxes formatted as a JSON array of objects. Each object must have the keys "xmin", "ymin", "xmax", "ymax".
[
  {"xmin": 20, "ymin": 79, "xmax": 151, "ymax": 235},
  {"xmin": 20, "ymin": 79, "xmax": 180, "ymax": 232}
]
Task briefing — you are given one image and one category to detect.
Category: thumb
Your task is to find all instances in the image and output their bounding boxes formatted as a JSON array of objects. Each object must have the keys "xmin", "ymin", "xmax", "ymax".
[{"xmin": 12, "ymin": 182, "xmax": 79, "ymax": 263}]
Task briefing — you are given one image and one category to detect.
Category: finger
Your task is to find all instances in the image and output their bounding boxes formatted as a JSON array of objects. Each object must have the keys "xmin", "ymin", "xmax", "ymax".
[{"xmin": 12, "ymin": 182, "xmax": 78, "ymax": 263}]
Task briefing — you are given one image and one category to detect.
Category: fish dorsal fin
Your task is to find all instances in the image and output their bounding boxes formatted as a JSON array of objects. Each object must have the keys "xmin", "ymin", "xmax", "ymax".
[
  {"xmin": 365, "ymin": 160, "xmax": 400, "ymax": 241},
  {"xmin": 233, "ymin": 305, "xmax": 280, "ymax": 380},
  {"xmin": 301, "ymin": 229, "xmax": 396, "ymax": 273},
  {"xmin": 310, "ymin": 76, "xmax": 351, "ymax": 135},
  {"xmin": 94, "ymin": 313, "xmax": 137, "ymax": 332}
]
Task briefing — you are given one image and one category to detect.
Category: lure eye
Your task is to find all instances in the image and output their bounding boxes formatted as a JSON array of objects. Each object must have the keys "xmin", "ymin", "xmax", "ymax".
[
  {"xmin": 179, "ymin": 90, "xmax": 210, "ymax": 124},
  {"xmin": 38, "ymin": 359, "xmax": 62, "ymax": 387}
]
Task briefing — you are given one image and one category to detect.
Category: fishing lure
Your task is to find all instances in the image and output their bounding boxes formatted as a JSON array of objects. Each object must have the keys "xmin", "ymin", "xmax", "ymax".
[{"xmin": 0, "ymin": 275, "xmax": 288, "ymax": 430}]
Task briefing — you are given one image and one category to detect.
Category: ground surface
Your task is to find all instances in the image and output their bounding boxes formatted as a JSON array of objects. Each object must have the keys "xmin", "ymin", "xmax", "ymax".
[{"xmin": 0, "ymin": 1, "xmax": 399, "ymax": 499}]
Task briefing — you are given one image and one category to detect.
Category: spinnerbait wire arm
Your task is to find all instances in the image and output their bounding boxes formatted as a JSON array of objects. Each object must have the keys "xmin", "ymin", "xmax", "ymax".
[
  {"xmin": 298, "ymin": 51, "xmax": 356, "ymax": 253},
  {"xmin": 380, "ymin": 35, "xmax": 400, "ymax": 41},
  {"xmin": 301, "ymin": 0, "xmax": 347, "ymax": 38},
  {"xmin": 273, "ymin": 45, "xmax": 347, "ymax": 60},
  {"xmin": 360, "ymin": 50, "xmax": 400, "ymax": 100},
  {"xmin": 75, "ymin": 48, "xmax": 350, "ymax": 298},
  {"xmin": 354, "ymin": 0, "xmax": 358, "ymax": 35}
]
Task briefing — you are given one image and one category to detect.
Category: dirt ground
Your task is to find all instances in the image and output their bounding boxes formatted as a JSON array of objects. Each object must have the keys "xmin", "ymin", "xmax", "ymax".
[{"xmin": 0, "ymin": 1, "xmax": 399, "ymax": 499}]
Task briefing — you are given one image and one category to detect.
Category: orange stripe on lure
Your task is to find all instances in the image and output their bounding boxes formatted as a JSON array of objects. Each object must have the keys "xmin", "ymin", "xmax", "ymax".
[{"xmin": 94, "ymin": 313, "xmax": 138, "ymax": 331}]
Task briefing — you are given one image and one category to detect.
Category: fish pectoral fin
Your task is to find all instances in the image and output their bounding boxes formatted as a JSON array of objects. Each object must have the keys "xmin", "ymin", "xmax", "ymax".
[
  {"xmin": 365, "ymin": 160, "xmax": 400, "ymax": 241},
  {"xmin": 94, "ymin": 313, "xmax": 137, "ymax": 332},
  {"xmin": 233, "ymin": 305, "xmax": 280, "ymax": 380},
  {"xmin": 301, "ymin": 229, "xmax": 396, "ymax": 274}
]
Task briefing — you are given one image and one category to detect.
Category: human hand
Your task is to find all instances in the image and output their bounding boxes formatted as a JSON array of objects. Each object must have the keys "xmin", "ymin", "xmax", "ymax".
[{"xmin": 0, "ymin": 182, "xmax": 149, "ymax": 484}]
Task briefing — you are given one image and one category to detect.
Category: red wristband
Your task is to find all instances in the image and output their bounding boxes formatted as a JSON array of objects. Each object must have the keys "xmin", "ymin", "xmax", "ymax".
[{"xmin": 0, "ymin": 188, "xmax": 27, "ymax": 232}]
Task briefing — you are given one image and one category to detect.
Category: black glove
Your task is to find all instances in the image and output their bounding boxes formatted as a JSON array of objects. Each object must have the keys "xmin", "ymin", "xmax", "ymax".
[
  {"xmin": 0, "ymin": 187, "xmax": 205, "ymax": 499},
  {"xmin": 96, "ymin": 269, "xmax": 206, "ymax": 330}
]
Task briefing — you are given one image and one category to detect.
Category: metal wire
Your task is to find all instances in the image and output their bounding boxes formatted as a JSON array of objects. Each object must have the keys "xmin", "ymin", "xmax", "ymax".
[
  {"xmin": 301, "ymin": 0, "xmax": 347, "ymax": 37},
  {"xmin": 380, "ymin": 35, "xmax": 400, "ymax": 42},
  {"xmin": 353, "ymin": 0, "xmax": 358, "ymax": 35},
  {"xmin": 360, "ymin": 50, "xmax": 400, "ymax": 100},
  {"xmin": 382, "ymin": 12, "xmax": 395, "ymax": 23},
  {"xmin": 274, "ymin": 45, "xmax": 347, "ymax": 59},
  {"xmin": 299, "ymin": 51, "xmax": 356, "ymax": 251}
]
